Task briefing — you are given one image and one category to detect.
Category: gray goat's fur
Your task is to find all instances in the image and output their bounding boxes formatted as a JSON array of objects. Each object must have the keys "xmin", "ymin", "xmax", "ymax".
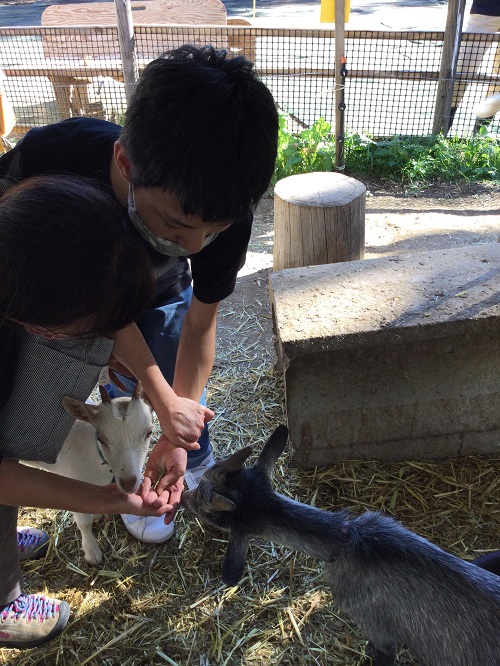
[{"xmin": 182, "ymin": 425, "xmax": 500, "ymax": 666}]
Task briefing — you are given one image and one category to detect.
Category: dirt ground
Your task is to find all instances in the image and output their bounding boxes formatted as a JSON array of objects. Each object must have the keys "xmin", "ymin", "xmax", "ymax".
[{"xmin": 218, "ymin": 180, "xmax": 500, "ymax": 356}]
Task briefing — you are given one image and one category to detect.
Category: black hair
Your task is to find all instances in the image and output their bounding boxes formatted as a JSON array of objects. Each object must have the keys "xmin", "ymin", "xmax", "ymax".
[
  {"xmin": 120, "ymin": 44, "xmax": 279, "ymax": 222},
  {"xmin": 0, "ymin": 175, "xmax": 154, "ymax": 337}
]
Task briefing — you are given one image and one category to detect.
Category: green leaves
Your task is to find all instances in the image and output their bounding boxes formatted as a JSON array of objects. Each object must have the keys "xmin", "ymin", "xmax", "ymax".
[
  {"xmin": 273, "ymin": 113, "xmax": 500, "ymax": 187},
  {"xmin": 273, "ymin": 116, "xmax": 335, "ymax": 184}
]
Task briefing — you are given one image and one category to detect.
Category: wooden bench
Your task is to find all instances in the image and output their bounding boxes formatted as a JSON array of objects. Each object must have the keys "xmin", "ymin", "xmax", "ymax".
[
  {"xmin": 270, "ymin": 243, "xmax": 500, "ymax": 466},
  {"xmin": 41, "ymin": 0, "xmax": 228, "ymax": 57}
]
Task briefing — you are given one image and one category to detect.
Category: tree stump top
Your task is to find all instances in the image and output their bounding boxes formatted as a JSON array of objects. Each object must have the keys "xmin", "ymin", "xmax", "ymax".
[{"xmin": 274, "ymin": 171, "xmax": 366, "ymax": 207}]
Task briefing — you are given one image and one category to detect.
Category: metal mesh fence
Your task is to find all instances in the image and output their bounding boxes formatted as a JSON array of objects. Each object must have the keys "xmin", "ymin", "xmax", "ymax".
[{"xmin": 1, "ymin": 26, "xmax": 499, "ymax": 139}]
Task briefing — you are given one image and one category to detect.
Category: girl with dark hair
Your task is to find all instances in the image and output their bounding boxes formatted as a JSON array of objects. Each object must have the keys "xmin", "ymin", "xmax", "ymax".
[{"xmin": 0, "ymin": 176, "xmax": 200, "ymax": 649}]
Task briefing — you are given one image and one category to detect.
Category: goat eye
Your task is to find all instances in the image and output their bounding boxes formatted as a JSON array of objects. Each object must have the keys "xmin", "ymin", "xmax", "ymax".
[
  {"xmin": 97, "ymin": 437, "xmax": 109, "ymax": 449},
  {"xmin": 145, "ymin": 430, "xmax": 153, "ymax": 439}
]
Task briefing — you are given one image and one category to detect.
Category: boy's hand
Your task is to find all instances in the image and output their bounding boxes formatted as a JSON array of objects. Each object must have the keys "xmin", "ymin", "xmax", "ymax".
[{"xmin": 161, "ymin": 396, "xmax": 214, "ymax": 451}]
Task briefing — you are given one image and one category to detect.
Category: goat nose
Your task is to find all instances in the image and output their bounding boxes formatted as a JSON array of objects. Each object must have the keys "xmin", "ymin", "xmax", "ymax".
[{"xmin": 117, "ymin": 475, "xmax": 139, "ymax": 493}]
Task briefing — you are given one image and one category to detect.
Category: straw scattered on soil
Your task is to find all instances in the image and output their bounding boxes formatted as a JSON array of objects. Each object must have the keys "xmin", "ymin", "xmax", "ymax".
[{"xmin": 2, "ymin": 190, "xmax": 499, "ymax": 666}]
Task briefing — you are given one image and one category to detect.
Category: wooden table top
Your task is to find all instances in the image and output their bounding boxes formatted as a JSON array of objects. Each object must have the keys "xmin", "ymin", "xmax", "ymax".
[{"xmin": 42, "ymin": 0, "xmax": 227, "ymax": 26}]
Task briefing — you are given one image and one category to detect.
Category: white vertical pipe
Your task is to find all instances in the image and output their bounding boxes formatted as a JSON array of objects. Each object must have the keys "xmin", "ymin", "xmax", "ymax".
[
  {"xmin": 114, "ymin": 0, "xmax": 138, "ymax": 104},
  {"xmin": 335, "ymin": 0, "xmax": 346, "ymax": 169}
]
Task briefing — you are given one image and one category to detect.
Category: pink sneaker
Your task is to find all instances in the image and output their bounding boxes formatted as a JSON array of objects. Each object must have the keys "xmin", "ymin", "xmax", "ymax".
[
  {"xmin": 17, "ymin": 527, "xmax": 50, "ymax": 562},
  {"xmin": 0, "ymin": 593, "xmax": 70, "ymax": 649}
]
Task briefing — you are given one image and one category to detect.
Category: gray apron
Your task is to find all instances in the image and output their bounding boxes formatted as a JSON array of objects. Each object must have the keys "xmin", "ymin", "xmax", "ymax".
[{"xmin": 0, "ymin": 331, "xmax": 113, "ymax": 462}]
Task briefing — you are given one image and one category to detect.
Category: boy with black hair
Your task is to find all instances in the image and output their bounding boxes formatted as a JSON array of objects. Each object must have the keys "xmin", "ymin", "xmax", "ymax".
[{"xmin": 0, "ymin": 45, "xmax": 279, "ymax": 544}]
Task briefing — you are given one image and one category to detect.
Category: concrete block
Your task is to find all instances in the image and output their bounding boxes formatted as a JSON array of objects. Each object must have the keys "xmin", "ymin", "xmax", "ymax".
[{"xmin": 269, "ymin": 244, "xmax": 500, "ymax": 466}]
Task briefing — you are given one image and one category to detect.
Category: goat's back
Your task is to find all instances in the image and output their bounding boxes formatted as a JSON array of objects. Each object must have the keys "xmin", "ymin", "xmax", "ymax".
[{"xmin": 326, "ymin": 512, "xmax": 500, "ymax": 666}]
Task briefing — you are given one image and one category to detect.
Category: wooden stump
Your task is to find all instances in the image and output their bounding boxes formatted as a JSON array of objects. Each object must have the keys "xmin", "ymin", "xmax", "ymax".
[{"xmin": 273, "ymin": 172, "xmax": 366, "ymax": 271}]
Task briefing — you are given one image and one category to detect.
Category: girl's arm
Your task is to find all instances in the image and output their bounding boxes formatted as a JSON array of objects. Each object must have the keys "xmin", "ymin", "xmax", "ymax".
[{"xmin": 0, "ymin": 458, "xmax": 170, "ymax": 516}]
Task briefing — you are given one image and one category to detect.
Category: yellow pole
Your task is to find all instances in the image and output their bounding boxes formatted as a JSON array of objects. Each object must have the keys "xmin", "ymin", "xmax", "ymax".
[
  {"xmin": 320, "ymin": 0, "xmax": 350, "ymax": 23},
  {"xmin": 253, "ymin": 0, "xmax": 256, "ymax": 20}
]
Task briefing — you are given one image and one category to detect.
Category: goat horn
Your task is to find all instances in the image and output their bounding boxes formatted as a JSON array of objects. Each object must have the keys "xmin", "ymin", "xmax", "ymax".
[
  {"xmin": 99, "ymin": 385, "xmax": 112, "ymax": 403},
  {"xmin": 132, "ymin": 380, "xmax": 142, "ymax": 400}
]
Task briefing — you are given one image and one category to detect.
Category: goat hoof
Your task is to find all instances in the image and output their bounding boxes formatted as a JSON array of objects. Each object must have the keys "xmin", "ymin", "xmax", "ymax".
[{"xmin": 84, "ymin": 547, "xmax": 103, "ymax": 566}]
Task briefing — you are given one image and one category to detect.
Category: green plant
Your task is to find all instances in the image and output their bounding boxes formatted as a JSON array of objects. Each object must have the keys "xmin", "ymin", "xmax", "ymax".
[
  {"xmin": 273, "ymin": 113, "xmax": 500, "ymax": 187},
  {"xmin": 344, "ymin": 131, "xmax": 500, "ymax": 184},
  {"xmin": 273, "ymin": 115, "xmax": 336, "ymax": 184}
]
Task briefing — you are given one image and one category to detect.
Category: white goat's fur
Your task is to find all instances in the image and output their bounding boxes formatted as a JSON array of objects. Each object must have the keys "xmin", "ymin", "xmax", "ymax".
[
  {"xmin": 25, "ymin": 383, "xmax": 153, "ymax": 564},
  {"xmin": 475, "ymin": 92, "xmax": 500, "ymax": 118}
]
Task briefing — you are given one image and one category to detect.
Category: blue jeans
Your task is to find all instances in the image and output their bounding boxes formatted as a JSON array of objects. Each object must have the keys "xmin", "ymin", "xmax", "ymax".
[{"xmin": 107, "ymin": 285, "xmax": 210, "ymax": 467}]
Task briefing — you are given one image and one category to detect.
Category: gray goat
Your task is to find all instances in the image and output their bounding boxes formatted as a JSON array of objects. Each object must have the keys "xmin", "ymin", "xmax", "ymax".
[{"xmin": 182, "ymin": 425, "xmax": 500, "ymax": 666}]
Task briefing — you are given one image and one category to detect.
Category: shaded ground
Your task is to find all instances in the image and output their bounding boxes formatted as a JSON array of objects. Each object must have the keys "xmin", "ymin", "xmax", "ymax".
[{"xmin": 219, "ymin": 180, "xmax": 500, "ymax": 355}]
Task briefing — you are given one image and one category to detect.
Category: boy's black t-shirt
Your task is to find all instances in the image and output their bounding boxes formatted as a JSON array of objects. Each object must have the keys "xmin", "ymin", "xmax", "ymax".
[{"xmin": 0, "ymin": 117, "xmax": 252, "ymax": 305}]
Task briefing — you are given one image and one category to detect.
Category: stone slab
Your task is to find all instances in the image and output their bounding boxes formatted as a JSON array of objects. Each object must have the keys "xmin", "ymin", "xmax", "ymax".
[{"xmin": 269, "ymin": 243, "xmax": 500, "ymax": 465}]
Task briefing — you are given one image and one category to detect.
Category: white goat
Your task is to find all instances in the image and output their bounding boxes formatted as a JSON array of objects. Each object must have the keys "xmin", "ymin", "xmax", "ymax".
[
  {"xmin": 475, "ymin": 92, "xmax": 500, "ymax": 119},
  {"xmin": 26, "ymin": 382, "xmax": 153, "ymax": 565}
]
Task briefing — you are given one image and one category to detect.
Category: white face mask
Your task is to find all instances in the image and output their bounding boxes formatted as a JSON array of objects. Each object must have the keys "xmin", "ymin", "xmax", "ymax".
[{"xmin": 127, "ymin": 183, "xmax": 218, "ymax": 256}]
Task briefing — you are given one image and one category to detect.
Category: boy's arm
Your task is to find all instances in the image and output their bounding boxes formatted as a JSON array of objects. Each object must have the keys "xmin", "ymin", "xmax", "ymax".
[
  {"xmin": 111, "ymin": 323, "xmax": 213, "ymax": 450},
  {"xmin": 141, "ymin": 296, "xmax": 219, "ymax": 501},
  {"xmin": 172, "ymin": 295, "xmax": 219, "ymax": 402}
]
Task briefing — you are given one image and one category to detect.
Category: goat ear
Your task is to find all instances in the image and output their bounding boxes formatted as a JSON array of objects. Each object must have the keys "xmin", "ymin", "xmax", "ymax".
[
  {"xmin": 62, "ymin": 396, "xmax": 99, "ymax": 422},
  {"xmin": 255, "ymin": 424, "xmax": 288, "ymax": 477},
  {"xmin": 99, "ymin": 385, "xmax": 112, "ymax": 403},
  {"xmin": 210, "ymin": 491, "xmax": 236, "ymax": 512},
  {"xmin": 222, "ymin": 533, "xmax": 250, "ymax": 586},
  {"xmin": 219, "ymin": 446, "xmax": 253, "ymax": 473}
]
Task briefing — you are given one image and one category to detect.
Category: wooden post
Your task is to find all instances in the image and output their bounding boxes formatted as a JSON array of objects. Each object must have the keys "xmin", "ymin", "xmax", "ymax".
[
  {"xmin": 432, "ymin": 0, "xmax": 466, "ymax": 136},
  {"xmin": 114, "ymin": 0, "xmax": 138, "ymax": 104},
  {"xmin": 273, "ymin": 172, "xmax": 365, "ymax": 271}
]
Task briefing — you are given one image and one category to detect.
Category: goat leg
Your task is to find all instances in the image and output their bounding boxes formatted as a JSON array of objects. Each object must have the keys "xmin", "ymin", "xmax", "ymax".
[{"xmin": 73, "ymin": 511, "xmax": 103, "ymax": 565}]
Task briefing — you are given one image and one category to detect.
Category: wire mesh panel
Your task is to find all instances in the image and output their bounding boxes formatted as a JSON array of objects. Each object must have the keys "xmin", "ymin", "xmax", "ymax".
[
  {"xmin": 0, "ymin": 27, "xmax": 124, "ymax": 126},
  {"xmin": 256, "ymin": 30, "xmax": 336, "ymax": 130},
  {"xmin": 136, "ymin": 25, "xmax": 228, "ymax": 60},
  {"xmin": 1, "ymin": 30, "xmax": 58, "ymax": 129},
  {"xmin": 452, "ymin": 32, "xmax": 500, "ymax": 135},
  {"xmin": 0, "ymin": 26, "xmax": 498, "ymax": 139},
  {"xmin": 345, "ymin": 31, "xmax": 443, "ymax": 136}
]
